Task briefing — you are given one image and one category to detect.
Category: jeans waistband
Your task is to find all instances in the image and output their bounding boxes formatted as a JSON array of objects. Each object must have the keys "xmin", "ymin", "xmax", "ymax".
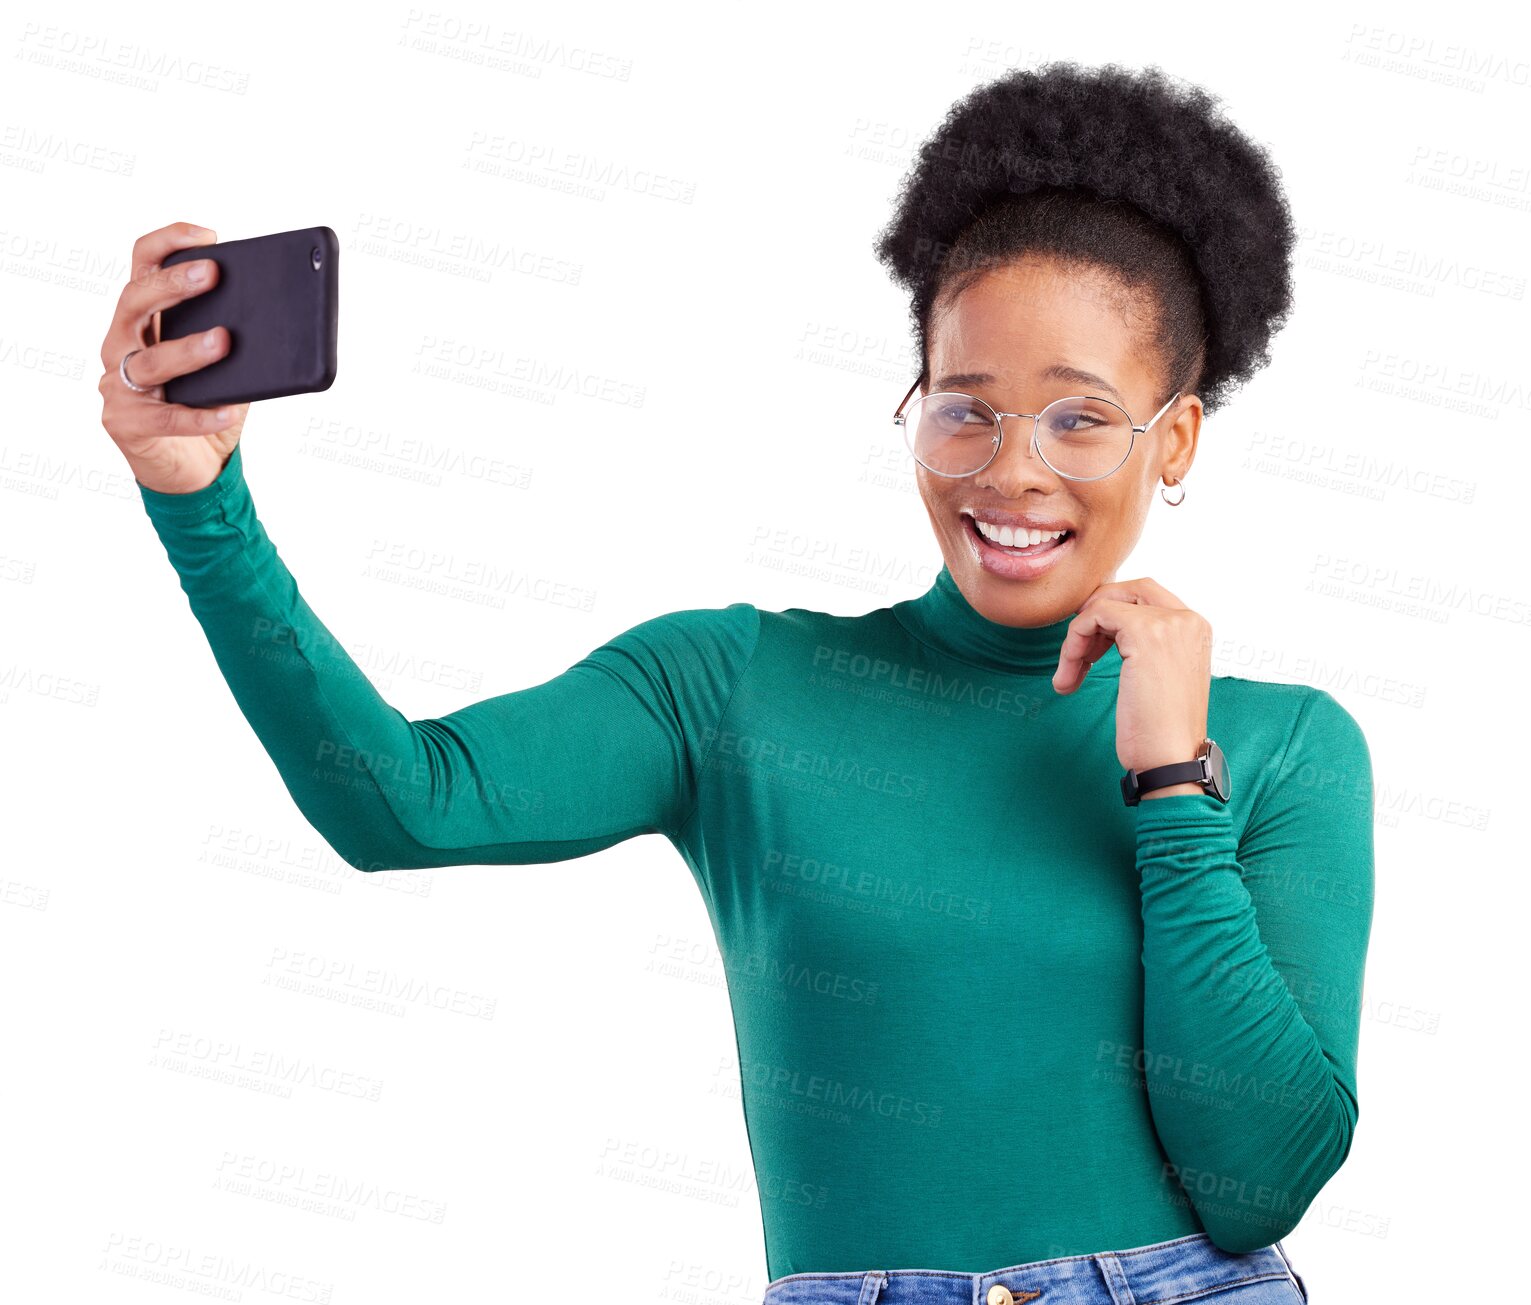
[{"xmin": 761, "ymin": 1233, "xmax": 1305, "ymax": 1305}]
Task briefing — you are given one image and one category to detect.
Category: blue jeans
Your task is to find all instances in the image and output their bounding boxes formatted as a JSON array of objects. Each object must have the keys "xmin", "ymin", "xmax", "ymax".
[{"xmin": 762, "ymin": 1233, "xmax": 1310, "ymax": 1304}]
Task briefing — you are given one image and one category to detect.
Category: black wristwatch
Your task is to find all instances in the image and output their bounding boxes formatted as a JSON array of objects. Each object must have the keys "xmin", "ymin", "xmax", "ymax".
[{"xmin": 1121, "ymin": 737, "xmax": 1231, "ymax": 806}]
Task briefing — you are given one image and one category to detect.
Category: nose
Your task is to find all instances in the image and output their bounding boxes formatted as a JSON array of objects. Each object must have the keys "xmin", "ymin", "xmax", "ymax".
[{"xmin": 973, "ymin": 416, "xmax": 1059, "ymax": 497}]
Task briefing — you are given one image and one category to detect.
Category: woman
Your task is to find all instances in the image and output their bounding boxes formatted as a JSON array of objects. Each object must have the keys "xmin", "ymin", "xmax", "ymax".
[{"xmin": 99, "ymin": 61, "xmax": 1370, "ymax": 1305}]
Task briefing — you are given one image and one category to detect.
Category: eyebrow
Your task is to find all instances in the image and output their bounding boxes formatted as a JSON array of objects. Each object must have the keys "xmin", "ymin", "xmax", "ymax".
[{"xmin": 932, "ymin": 366, "xmax": 1125, "ymax": 405}]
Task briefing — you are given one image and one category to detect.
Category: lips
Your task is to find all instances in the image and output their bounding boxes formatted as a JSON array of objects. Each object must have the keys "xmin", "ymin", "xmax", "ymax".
[{"xmin": 962, "ymin": 511, "xmax": 1077, "ymax": 579}]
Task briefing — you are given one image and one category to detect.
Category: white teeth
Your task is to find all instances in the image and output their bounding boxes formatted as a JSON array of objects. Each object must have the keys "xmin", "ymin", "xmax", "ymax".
[{"xmin": 973, "ymin": 518, "xmax": 1069, "ymax": 548}]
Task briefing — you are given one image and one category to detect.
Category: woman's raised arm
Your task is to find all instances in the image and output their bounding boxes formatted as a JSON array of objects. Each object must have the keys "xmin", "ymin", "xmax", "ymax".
[
  {"xmin": 135, "ymin": 445, "xmax": 759, "ymax": 871},
  {"xmin": 102, "ymin": 222, "xmax": 759, "ymax": 874}
]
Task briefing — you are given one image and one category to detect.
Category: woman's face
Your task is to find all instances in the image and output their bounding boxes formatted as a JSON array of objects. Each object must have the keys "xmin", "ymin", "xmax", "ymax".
[{"xmin": 915, "ymin": 255, "xmax": 1202, "ymax": 627}]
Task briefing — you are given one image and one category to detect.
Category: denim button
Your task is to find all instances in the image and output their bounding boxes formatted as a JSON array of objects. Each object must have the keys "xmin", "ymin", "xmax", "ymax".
[{"xmin": 987, "ymin": 1287, "xmax": 1013, "ymax": 1305}]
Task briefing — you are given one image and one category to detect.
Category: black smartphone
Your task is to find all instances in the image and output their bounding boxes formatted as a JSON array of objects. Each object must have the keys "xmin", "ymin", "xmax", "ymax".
[{"xmin": 159, "ymin": 225, "xmax": 339, "ymax": 408}]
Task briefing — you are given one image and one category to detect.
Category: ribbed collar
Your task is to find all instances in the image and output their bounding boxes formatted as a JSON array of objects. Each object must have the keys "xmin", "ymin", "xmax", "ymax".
[{"xmin": 891, "ymin": 562, "xmax": 1123, "ymax": 679}]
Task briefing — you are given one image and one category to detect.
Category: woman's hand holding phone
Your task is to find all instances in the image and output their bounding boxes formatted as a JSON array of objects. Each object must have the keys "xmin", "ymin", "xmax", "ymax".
[{"xmin": 98, "ymin": 221, "xmax": 249, "ymax": 495}]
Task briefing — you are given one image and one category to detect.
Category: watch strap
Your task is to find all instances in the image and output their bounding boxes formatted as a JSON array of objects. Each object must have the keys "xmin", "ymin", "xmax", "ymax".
[
  {"xmin": 1120, "ymin": 745, "xmax": 1214, "ymax": 806},
  {"xmin": 1134, "ymin": 758, "xmax": 1207, "ymax": 791}
]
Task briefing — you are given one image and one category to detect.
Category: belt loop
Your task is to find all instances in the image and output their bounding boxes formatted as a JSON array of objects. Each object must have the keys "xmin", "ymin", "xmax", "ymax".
[
  {"xmin": 1092, "ymin": 1251, "xmax": 1136, "ymax": 1305},
  {"xmin": 857, "ymin": 1270, "xmax": 888, "ymax": 1305}
]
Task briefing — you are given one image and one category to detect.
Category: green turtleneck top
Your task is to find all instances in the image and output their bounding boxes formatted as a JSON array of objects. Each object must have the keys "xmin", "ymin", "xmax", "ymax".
[{"xmin": 136, "ymin": 443, "xmax": 1375, "ymax": 1279}]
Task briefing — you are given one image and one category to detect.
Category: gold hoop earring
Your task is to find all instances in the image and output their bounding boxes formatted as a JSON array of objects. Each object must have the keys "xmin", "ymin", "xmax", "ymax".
[{"xmin": 1161, "ymin": 477, "xmax": 1186, "ymax": 506}]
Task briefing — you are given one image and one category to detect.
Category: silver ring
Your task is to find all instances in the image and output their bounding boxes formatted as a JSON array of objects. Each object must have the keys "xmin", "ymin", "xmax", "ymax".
[{"xmin": 119, "ymin": 348, "xmax": 152, "ymax": 393}]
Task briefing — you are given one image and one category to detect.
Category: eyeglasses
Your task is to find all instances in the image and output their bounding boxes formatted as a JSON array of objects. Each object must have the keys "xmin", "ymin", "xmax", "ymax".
[{"xmin": 892, "ymin": 377, "xmax": 1181, "ymax": 481}]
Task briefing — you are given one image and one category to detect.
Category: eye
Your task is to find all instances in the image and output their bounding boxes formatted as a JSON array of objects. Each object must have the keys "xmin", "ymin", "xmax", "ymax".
[{"xmin": 1043, "ymin": 400, "xmax": 1121, "ymax": 438}]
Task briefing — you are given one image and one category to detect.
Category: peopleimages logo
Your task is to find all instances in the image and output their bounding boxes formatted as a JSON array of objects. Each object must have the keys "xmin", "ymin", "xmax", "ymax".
[{"xmin": 739, "ymin": 1058, "xmax": 944, "ymax": 1127}]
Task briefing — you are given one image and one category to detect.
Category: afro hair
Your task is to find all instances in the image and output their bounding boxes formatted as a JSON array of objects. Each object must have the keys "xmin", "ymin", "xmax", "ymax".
[{"xmin": 873, "ymin": 61, "xmax": 1297, "ymax": 416}]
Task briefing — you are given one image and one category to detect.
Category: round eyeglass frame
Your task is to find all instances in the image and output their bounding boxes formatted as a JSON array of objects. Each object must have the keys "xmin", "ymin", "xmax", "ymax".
[{"xmin": 892, "ymin": 378, "xmax": 1182, "ymax": 482}]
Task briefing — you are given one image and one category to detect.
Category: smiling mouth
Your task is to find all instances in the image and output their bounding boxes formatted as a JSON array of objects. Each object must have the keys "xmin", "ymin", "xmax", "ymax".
[{"xmin": 962, "ymin": 514, "xmax": 1076, "ymax": 556}]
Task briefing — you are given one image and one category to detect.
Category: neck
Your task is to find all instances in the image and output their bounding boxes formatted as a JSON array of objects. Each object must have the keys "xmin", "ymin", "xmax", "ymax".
[{"xmin": 891, "ymin": 562, "xmax": 1123, "ymax": 679}]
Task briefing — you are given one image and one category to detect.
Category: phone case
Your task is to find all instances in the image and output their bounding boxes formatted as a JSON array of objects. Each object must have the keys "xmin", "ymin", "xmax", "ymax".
[{"xmin": 159, "ymin": 225, "xmax": 339, "ymax": 408}]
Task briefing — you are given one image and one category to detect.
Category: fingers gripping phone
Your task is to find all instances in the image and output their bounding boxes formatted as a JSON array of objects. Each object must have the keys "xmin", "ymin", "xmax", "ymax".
[{"xmin": 159, "ymin": 225, "xmax": 339, "ymax": 408}]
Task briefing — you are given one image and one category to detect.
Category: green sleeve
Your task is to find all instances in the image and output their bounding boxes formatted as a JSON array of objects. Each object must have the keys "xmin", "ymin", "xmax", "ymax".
[
  {"xmin": 1133, "ymin": 688, "xmax": 1375, "ymax": 1252},
  {"xmin": 136, "ymin": 444, "xmax": 760, "ymax": 872}
]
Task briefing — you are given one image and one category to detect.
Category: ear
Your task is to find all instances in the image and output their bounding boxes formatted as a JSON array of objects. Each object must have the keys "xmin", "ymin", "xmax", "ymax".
[{"xmin": 1158, "ymin": 393, "xmax": 1203, "ymax": 484}]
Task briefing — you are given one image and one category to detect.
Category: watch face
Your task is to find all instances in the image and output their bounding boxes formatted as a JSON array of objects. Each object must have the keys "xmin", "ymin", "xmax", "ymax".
[{"xmin": 1205, "ymin": 739, "xmax": 1231, "ymax": 801}]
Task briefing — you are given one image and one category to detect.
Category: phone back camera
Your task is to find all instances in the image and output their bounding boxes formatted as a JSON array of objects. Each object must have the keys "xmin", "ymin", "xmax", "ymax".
[{"xmin": 310, "ymin": 245, "xmax": 323, "ymax": 271}]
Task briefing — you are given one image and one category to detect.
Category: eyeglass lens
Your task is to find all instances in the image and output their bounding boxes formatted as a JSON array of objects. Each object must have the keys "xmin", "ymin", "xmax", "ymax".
[{"xmin": 904, "ymin": 393, "xmax": 1133, "ymax": 478}]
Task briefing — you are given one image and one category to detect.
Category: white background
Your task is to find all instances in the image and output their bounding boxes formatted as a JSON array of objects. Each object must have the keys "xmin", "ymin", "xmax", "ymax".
[{"xmin": 4, "ymin": 1, "xmax": 1527, "ymax": 1299}]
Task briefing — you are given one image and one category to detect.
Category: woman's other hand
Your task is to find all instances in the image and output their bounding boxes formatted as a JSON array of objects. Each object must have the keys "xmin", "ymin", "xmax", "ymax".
[{"xmin": 1053, "ymin": 577, "xmax": 1212, "ymax": 780}]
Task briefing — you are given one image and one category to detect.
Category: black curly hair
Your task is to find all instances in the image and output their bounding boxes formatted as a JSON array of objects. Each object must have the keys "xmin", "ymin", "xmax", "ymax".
[{"xmin": 873, "ymin": 61, "xmax": 1297, "ymax": 417}]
